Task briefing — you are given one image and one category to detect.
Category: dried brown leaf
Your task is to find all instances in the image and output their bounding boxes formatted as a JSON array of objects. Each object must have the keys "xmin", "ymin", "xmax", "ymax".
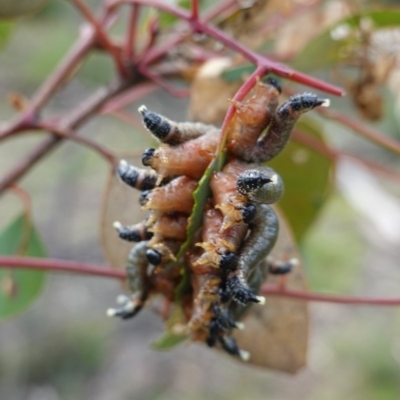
[
  {"xmin": 100, "ymin": 156, "xmax": 148, "ymax": 270},
  {"xmin": 189, "ymin": 57, "xmax": 242, "ymax": 124}
]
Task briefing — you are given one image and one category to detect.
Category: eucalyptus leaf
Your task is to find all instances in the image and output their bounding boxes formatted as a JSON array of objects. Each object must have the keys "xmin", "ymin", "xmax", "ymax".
[
  {"xmin": 0, "ymin": 215, "xmax": 47, "ymax": 319},
  {"xmin": 268, "ymin": 117, "xmax": 334, "ymax": 241},
  {"xmin": 292, "ymin": 9, "xmax": 400, "ymax": 72}
]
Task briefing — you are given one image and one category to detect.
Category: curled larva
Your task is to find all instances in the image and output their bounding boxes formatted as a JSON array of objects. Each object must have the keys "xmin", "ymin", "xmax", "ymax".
[
  {"xmin": 241, "ymin": 93, "xmax": 330, "ymax": 162},
  {"xmin": 226, "ymin": 204, "xmax": 279, "ymax": 305}
]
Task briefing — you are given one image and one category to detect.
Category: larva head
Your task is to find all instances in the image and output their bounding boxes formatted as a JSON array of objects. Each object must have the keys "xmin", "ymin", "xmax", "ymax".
[
  {"xmin": 285, "ymin": 93, "xmax": 330, "ymax": 117},
  {"xmin": 139, "ymin": 105, "xmax": 172, "ymax": 141},
  {"xmin": 237, "ymin": 169, "xmax": 283, "ymax": 204},
  {"xmin": 142, "ymin": 148, "xmax": 156, "ymax": 167},
  {"xmin": 219, "ymin": 252, "xmax": 239, "ymax": 272}
]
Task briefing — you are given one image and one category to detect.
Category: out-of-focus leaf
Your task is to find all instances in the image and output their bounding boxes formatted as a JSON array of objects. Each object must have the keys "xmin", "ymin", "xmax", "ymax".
[
  {"xmin": 0, "ymin": 0, "xmax": 52, "ymax": 18},
  {"xmin": 268, "ymin": 117, "xmax": 334, "ymax": 242},
  {"xmin": 292, "ymin": 9, "xmax": 400, "ymax": 72},
  {"xmin": 158, "ymin": 0, "xmax": 215, "ymax": 29},
  {"xmin": 151, "ymin": 307, "xmax": 188, "ymax": 350},
  {"xmin": 234, "ymin": 208, "xmax": 309, "ymax": 373},
  {"xmin": 0, "ymin": 215, "xmax": 47, "ymax": 319},
  {"xmin": 220, "ymin": 64, "xmax": 256, "ymax": 83},
  {"xmin": 0, "ymin": 20, "xmax": 13, "ymax": 48}
]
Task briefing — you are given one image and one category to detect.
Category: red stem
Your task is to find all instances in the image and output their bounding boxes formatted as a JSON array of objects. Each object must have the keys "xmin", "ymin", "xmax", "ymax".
[
  {"xmin": 125, "ymin": 4, "xmax": 139, "ymax": 62},
  {"xmin": 191, "ymin": 0, "xmax": 199, "ymax": 21},
  {"xmin": 69, "ymin": 0, "xmax": 128, "ymax": 77},
  {"xmin": 111, "ymin": 0, "xmax": 344, "ymax": 95},
  {"xmin": 261, "ymin": 284, "xmax": 400, "ymax": 306},
  {"xmin": 0, "ymin": 256, "xmax": 126, "ymax": 280},
  {"xmin": 33, "ymin": 124, "xmax": 117, "ymax": 165},
  {"xmin": 320, "ymin": 108, "xmax": 400, "ymax": 157},
  {"xmin": 2, "ymin": 256, "xmax": 400, "ymax": 306}
]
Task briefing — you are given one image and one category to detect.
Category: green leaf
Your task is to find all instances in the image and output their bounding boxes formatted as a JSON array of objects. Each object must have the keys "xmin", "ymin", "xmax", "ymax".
[
  {"xmin": 151, "ymin": 307, "xmax": 188, "ymax": 350},
  {"xmin": 158, "ymin": 0, "xmax": 215, "ymax": 28},
  {"xmin": 221, "ymin": 64, "xmax": 256, "ymax": 82},
  {"xmin": 292, "ymin": 9, "xmax": 400, "ymax": 72},
  {"xmin": 0, "ymin": 215, "xmax": 47, "ymax": 319},
  {"xmin": 0, "ymin": 20, "xmax": 13, "ymax": 49},
  {"xmin": 158, "ymin": 0, "xmax": 191, "ymax": 29},
  {"xmin": 268, "ymin": 117, "xmax": 334, "ymax": 242}
]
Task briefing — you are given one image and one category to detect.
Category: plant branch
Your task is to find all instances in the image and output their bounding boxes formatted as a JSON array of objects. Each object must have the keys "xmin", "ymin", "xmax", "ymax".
[
  {"xmin": 292, "ymin": 130, "xmax": 400, "ymax": 183},
  {"xmin": 2, "ymin": 256, "xmax": 400, "ymax": 307},
  {"xmin": 69, "ymin": 0, "xmax": 128, "ymax": 77},
  {"xmin": 261, "ymin": 284, "xmax": 400, "ymax": 306},
  {"xmin": 125, "ymin": 4, "xmax": 139, "ymax": 62},
  {"xmin": 0, "ymin": 256, "xmax": 126, "ymax": 280},
  {"xmin": 111, "ymin": 0, "xmax": 344, "ymax": 95},
  {"xmin": 0, "ymin": 79, "xmax": 131, "ymax": 195},
  {"xmin": 319, "ymin": 108, "xmax": 400, "ymax": 157},
  {"xmin": 33, "ymin": 124, "xmax": 117, "ymax": 165}
]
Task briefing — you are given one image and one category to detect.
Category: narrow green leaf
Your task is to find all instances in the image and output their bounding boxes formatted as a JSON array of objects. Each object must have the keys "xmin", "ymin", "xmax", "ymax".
[
  {"xmin": 268, "ymin": 117, "xmax": 334, "ymax": 241},
  {"xmin": 292, "ymin": 9, "xmax": 400, "ymax": 72},
  {"xmin": 151, "ymin": 332, "xmax": 188, "ymax": 350},
  {"xmin": 0, "ymin": 215, "xmax": 47, "ymax": 319},
  {"xmin": 151, "ymin": 307, "xmax": 188, "ymax": 350}
]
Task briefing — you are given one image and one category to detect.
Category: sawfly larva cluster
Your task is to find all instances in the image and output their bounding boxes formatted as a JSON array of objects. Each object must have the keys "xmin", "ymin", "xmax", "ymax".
[{"xmin": 108, "ymin": 77, "xmax": 329, "ymax": 360}]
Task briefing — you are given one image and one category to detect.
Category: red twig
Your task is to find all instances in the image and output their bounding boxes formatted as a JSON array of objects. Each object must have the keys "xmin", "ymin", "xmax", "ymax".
[
  {"xmin": 191, "ymin": 0, "xmax": 200, "ymax": 21},
  {"xmin": 293, "ymin": 129, "xmax": 400, "ymax": 183},
  {"xmin": 125, "ymin": 4, "xmax": 139, "ymax": 63},
  {"xmin": 319, "ymin": 108, "xmax": 400, "ymax": 157},
  {"xmin": 138, "ymin": 67, "xmax": 190, "ymax": 98},
  {"xmin": 110, "ymin": 0, "xmax": 344, "ymax": 96},
  {"xmin": 0, "ymin": 256, "xmax": 126, "ymax": 280},
  {"xmin": 100, "ymin": 82, "xmax": 158, "ymax": 114},
  {"xmin": 0, "ymin": 80, "xmax": 130, "ymax": 195},
  {"xmin": 2, "ymin": 256, "xmax": 400, "ymax": 307},
  {"xmin": 33, "ymin": 124, "xmax": 117, "ymax": 165},
  {"xmin": 261, "ymin": 284, "xmax": 400, "ymax": 307},
  {"xmin": 69, "ymin": 0, "xmax": 128, "ymax": 77}
]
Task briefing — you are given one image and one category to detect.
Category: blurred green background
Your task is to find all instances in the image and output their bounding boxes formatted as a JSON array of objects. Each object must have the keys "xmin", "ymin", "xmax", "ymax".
[{"xmin": 1, "ymin": 1, "xmax": 400, "ymax": 400}]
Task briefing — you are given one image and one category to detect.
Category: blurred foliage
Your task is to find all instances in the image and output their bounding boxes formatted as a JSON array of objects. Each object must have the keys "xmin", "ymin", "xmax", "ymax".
[
  {"xmin": 0, "ymin": 0, "xmax": 400, "ymax": 398},
  {"xmin": 0, "ymin": 215, "xmax": 47, "ymax": 319}
]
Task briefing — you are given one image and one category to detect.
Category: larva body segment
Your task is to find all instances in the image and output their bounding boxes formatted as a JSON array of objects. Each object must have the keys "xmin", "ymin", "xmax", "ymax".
[
  {"xmin": 148, "ymin": 213, "xmax": 188, "ymax": 241},
  {"xmin": 139, "ymin": 105, "xmax": 216, "ymax": 145},
  {"xmin": 210, "ymin": 170, "xmax": 250, "ymax": 230},
  {"xmin": 243, "ymin": 93, "xmax": 330, "ymax": 162},
  {"xmin": 118, "ymin": 160, "xmax": 158, "ymax": 191},
  {"xmin": 226, "ymin": 78, "xmax": 281, "ymax": 160},
  {"xmin": 194, "ymin": 208, "xmax": 247, "ymax": 269},
  {"xmin": 142, "ymin": 130, "xmax": 220, "ymax": 180},
  {"xmin": 141, "ymin": 176, "xmax": 197, "ymax": 214}
]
